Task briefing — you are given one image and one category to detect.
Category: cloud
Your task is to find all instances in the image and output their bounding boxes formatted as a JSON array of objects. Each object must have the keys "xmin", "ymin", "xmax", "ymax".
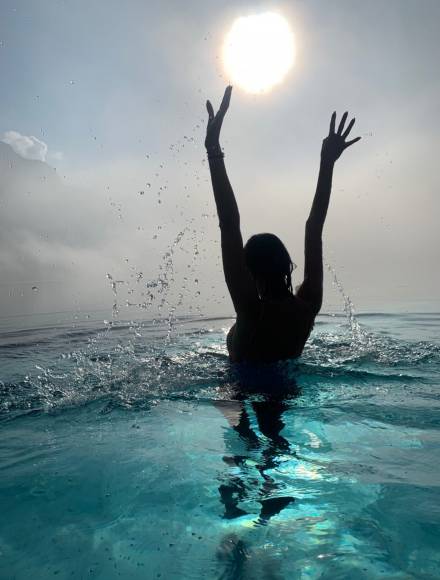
[
  {"xmin": 0, "ymin": 149, "xmax": 221, "ymax": 318},
  {"xmin": 1, "ymin": 130, "xmax": 48, "ymax": 161}
]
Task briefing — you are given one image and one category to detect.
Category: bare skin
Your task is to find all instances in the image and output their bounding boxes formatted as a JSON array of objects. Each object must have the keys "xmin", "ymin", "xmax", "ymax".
[{"xmin": 206, "ymin": 86, "xmax": 361, "ymax": 363}]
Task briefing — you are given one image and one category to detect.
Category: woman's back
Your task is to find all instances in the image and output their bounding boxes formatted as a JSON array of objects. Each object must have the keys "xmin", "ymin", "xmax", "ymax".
[{"xmin": 227, "ymin": 294, "xmax": 316, "ymax": 363}]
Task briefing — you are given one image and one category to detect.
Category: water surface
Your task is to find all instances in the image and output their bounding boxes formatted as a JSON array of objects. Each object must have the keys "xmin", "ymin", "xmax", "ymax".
[{"xmin": 1, "ymin": 311, "xmax": 439, "ymax": 579}]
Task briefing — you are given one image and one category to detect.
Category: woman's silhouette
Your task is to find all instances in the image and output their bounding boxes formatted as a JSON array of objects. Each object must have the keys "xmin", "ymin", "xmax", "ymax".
[{"xmin": 205, "ymin": 86, "xmax": 360, "ymax": 363}]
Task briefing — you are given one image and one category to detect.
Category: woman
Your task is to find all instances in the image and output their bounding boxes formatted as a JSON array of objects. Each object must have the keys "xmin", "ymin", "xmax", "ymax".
[{"xmin": 205, "ymin": 86, "xmax": 360, "ymax": 363}]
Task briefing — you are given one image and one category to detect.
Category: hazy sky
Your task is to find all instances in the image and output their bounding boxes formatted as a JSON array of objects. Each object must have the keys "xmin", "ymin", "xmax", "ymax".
[{"xmin": 1, "ymin": 0, "xmax": 439, "ymax": 322}]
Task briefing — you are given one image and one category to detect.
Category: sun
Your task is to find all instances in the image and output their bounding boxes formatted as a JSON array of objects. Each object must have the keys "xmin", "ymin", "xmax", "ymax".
[{"xmin": 223, "ymin": 12, "xmax": 296, "ymax": 94}]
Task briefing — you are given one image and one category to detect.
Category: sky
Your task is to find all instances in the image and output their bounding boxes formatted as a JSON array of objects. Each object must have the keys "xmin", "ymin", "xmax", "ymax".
[{"xmin": 0, "ymin": 0, "xmax": 439, "ymax": 323}]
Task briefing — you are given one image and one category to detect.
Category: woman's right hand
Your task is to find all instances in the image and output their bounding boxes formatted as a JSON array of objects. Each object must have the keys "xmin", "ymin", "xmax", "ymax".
[{"xmin": 205, "ymin": 85, "xmax": 232, "ymax": 152}]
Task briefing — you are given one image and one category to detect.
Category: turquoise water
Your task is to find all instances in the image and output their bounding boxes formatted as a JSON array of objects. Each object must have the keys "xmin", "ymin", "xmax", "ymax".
[{"xmin": 1, "ymin": 311, "xmax": 439, "ymax": 579}]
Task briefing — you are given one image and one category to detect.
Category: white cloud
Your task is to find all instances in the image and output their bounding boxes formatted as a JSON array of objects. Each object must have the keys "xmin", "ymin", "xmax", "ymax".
[{"xmin": 1, "ymin": 130, "xmax": 48, "ymax": 161}]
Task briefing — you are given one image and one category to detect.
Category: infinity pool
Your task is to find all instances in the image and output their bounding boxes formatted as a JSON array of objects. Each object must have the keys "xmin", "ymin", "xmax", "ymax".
[{"xmin": 1, "ymin": 312, "xmax": 439, "ymax": 579}]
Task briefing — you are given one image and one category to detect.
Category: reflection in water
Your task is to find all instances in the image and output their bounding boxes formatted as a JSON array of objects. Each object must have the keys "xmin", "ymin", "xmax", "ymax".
[
  {"xmin": 214, "ymin": 362, "xmax": 300, "ymax": 577},
  {"xmin": 216, "ymin": 533, "xmax": 249, "ymax": 580}
]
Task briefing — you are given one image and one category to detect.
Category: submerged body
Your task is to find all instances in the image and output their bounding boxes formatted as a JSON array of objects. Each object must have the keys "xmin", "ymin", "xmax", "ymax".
[{"xmin": 227, "ymin": 293, "xmax": 316, "ymax": 362}]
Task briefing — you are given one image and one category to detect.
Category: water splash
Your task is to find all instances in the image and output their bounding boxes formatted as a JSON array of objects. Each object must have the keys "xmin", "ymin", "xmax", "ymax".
[
  {"xmin": 326, "ymin": 263, "xmax": 371, "ymax": 346},
  {"xmin": 1, "ymin": 313, "xmax": 439, "ymax": 419},
  {"xmin": 106, "ymin": 274, "xmax": 126, "ymax": 318}
]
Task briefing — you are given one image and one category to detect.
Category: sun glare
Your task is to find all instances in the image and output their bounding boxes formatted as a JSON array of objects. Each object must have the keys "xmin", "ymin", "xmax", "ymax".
[{"xmin": 223, "ymin": 12, "xmax": 295, "ymax": 94}]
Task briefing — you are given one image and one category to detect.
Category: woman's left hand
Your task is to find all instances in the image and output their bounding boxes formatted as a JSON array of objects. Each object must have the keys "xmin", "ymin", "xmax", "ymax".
[{"xmin": 321, "ymin": 111, "xmax": 361, "ymax": 163}]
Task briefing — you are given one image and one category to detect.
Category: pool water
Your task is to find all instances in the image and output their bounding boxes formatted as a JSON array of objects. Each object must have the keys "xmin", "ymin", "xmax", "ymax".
[{"xmin": 1, "ymin": 311, "xmax": 439, "ymax": 579}]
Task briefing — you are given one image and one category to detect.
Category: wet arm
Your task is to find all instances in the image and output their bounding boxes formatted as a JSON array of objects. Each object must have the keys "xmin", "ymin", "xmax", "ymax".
[
  {"xmin": 299, "ymin": 159, "xmax": 334, "ymax": 310},
  {"xmin": 307, "ymin": 159, "xmax": 334, "ymax": 235},
  {"xmin": 207, "ymin": 153, "xmax": 256, "ymax": 312},
  {"xmin": 298, "ymin": 112, "xmax": 360, "ymax": 311},
  {"xmin": 208, "ymin": 154, "xmax": 240, "ymax": 231},
  {"xmin": 205, "ymin": 87, "xmax": 256, "ymax": 313}
]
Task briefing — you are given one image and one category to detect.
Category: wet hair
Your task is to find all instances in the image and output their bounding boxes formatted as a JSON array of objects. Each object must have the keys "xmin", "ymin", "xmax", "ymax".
[{"xmin": 244, "ymin": 233, "xmax": 294, "ymax": 294}]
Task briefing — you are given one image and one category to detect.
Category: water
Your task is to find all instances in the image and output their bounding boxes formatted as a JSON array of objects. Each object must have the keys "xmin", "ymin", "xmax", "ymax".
[{"xmin": 1, "ymin": 310, "xmax": 439, "ymax": 579}]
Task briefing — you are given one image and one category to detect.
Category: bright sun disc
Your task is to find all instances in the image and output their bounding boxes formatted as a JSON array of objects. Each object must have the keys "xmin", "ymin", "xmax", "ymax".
[{"xmin": 223, "ymin": 12, "xmax": 295, "ymax": 94}]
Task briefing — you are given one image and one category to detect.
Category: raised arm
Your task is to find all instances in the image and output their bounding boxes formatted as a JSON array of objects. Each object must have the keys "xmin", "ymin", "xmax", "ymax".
[
  {"xmin": 205, "ymin": 86, "xmax": 257, "ymax": 314},
  {"xmin": 297, "ymin": 112, "xmax": 361, "ymax": 311}
]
